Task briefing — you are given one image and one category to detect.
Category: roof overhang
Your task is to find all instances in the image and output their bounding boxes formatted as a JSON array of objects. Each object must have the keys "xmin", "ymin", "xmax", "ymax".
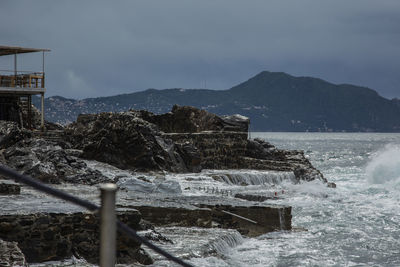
[{"xmin": 0, "ymin": 46, "xmax": 51, "ymax": 56}]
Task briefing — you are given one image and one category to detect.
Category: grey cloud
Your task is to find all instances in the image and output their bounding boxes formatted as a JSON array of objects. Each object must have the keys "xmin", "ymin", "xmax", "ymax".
[{"xmin": 0, "ymin": 0, "xmax": 399, "ymax": 99}]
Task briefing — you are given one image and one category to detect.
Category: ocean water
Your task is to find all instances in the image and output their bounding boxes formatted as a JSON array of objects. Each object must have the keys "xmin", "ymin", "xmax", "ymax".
[
  {"xmin": 32, "ymin": 133, "xmax": 400, "ymax": 267},
  {"xmin": 178, "ymin": 132, "xmax": 400, "ymax": 267}
]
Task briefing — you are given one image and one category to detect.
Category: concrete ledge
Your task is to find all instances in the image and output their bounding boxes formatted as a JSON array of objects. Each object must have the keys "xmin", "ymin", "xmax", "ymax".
[{"xmin": 0, "ymin": 87, "xmax": 46, "ymax": 95}]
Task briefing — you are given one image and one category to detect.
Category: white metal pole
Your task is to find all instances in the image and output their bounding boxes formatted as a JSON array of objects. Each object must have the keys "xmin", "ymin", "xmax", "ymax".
[
  {"xmin": 100, "ymin": 183, "xmax": 117, "ymax": 267},
  {"xmin": 14, "ymin": 53, "xmax": 17, "ymax": 76},
  {"xmin": 40, "ymin": 92, "xmax": 45, "ymax": 130}
]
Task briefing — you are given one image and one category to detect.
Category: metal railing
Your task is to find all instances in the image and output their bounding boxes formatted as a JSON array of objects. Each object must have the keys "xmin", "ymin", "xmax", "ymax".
[
  {"xmin": 0, "ymin": 164, "xmax": 194, "ymax": 267},
  {"xmin": 0, "ymin": 70, "xmax": 44, "ymax": 88}
]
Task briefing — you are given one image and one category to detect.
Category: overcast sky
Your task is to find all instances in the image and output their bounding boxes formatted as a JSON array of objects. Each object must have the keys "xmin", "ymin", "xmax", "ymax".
[{"xmin": 1, "ymin": 0, "xmax": 399, "ymax": 99}]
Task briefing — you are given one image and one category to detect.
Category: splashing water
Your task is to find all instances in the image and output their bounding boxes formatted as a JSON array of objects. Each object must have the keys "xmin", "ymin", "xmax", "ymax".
[{"xmin": 366, "ymin": 144, "xmax": 400, "ymax": 184}]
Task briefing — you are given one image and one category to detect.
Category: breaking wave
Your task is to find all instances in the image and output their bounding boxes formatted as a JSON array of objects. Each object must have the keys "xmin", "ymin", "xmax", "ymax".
[
  {"xmin": 213, "ymin": 171, "xmax": 295, "ymax": 186},
  {"xmin": 207, "ymin": 231, "xmax": 244, "ymax": 255},
  {"xmin": 366, "ymin": 144, "xmax": 400, "ymax": 184}
]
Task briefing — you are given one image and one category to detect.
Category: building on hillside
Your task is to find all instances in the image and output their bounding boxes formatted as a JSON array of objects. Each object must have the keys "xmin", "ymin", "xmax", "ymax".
[{"xmin": 0, "ymin": 45, "xmax": 50, "ymax": 129}]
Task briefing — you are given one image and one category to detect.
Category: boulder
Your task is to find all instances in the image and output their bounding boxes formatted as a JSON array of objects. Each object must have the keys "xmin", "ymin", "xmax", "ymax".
[
  {"xmin": 118, "ymin": 178, "xmax": 182, "ymax": 194},
  {"xmin": 140, "ymin": 105, "xmax": 249, "ymax": 133},
  {"xmin": 0, "ymin": 239, "xmax": 27, "ymax": 267},
  {"xmin": 0, "ymin": 181, "xmax": 21, "ymax": 195},
  {"xmin": 64, "ymin": 111, "xmax": 201, "ymax": 173},
  {"xmin": 0, "ymin": 121, "xmax": 32, "ymax": 149},
  {"xmin": 2, "ymin": 138, "xmax": 110, "ymax": 185},
  {"xmin": 221, "ymin": 114, "xmax": 249, "ymax": 132},
  {"xmin": 245, "ymin": 138, "xmax": 327, "ymax": 183}
]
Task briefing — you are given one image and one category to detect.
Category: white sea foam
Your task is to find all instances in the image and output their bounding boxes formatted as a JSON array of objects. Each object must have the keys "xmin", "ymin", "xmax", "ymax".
[
  {"xmin": 213, "ymin": 171, "xmax": 295, "ymax": 186},
  {"xmin": 366, "ymin": 144, "xmax": 400, "ymax": 184},
  {"xmin": 208, "ymin": 231, "xmax": 244, "ymax": 255}
]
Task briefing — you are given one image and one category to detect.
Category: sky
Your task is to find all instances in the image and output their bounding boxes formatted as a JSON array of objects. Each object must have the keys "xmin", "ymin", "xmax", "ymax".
[{"xmin": 0, "ymin": 0, "xmax": 399, "ymax": 99}]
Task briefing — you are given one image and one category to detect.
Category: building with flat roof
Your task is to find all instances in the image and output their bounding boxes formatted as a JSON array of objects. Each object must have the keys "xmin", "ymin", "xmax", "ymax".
[{"xmin": 0, "ymin": 45, "xmax": 50, "ymax": 129}]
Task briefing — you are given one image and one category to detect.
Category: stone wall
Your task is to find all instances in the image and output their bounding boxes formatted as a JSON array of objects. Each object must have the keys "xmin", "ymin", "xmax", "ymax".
[
  {"xmin": 0, "ymin": 211, "xmax": 152, "ymax": 265},
  {"xmin": 131, "ymin": 203, "xmax": 292, "ymax": 238},
  {"xmin": 163, "ymin": 131, "xmax": 248, "ymax": 170},
  {"xmin": 164, "ymin": 132, "xmax": 327, "ymax": 183}
]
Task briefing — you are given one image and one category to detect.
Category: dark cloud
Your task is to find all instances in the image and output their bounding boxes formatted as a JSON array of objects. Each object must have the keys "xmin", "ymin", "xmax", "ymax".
[{"xmin": 0, "ymin": 0, "xmax": 399, "ymax": 99}]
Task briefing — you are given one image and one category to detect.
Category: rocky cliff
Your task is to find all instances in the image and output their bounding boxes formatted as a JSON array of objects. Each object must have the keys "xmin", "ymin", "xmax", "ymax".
[
  {"xmin": 63, "ymin": 105, "xmax": 326, "ymax": 183},
  {"xmin": 0, "ymin": 105, "xmax": 333, "ymax": 265}
]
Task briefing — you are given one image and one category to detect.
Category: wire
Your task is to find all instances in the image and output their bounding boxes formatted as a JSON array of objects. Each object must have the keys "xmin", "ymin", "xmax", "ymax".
[{"xmin": 0, "ymin": 164, "xmax": 194, "ymax": 267}]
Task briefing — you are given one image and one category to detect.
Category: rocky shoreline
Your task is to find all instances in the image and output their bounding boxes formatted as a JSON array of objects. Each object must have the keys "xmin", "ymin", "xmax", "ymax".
[{"xmin": 0, "ymin": 105, "xmax": 334, "ymax": 265}]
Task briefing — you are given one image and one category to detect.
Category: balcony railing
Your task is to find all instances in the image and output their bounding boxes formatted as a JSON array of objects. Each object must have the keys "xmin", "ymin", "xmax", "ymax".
[{"xmin": 0, "ymin": 71, "xmax": 44, "ymax": 89}]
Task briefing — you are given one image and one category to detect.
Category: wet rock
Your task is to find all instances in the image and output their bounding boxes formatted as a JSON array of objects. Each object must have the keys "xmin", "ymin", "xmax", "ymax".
[
  {"xmin": 2, "ymin": 138, "xmax": 110, "ymax": 185},
  {"xmin": 0, "ymin": 181, "xmax": 20, "ymax": 195},
  {"xmin": 245, "ymin": 138, "xmax": 327, "ymax": 183},
  {"xmin": 118, "ymin": 178, "xmax": 182, "ymax": 194},
  {"xmin": 175, "ymin": 142, "xmax": 202, "ymax": 172},
  {"xmin": 221, "ymin": 114, "xmax": 249, "ymax": 132},
  {"xmin": 141, "ymin": 229, "xmax": 174, "ymax": 244},
  {"xmin": 140, "ymin": 105, "xmax": 227, "ymax": 133},
  {"xmin": 164, "ymin": 131, "xmax": 248, "ymax": 170},
  {"xmin": 140, "ymin": 105, "xmax": 249, "ymax": 133},
  {"xmin": 0, "ymin": 239, "xmax": 27, "ymax": 267},
  {"xmin": 234, "ymin": 193, "xmax": 277, "ymax": 202},
  {"xmin": 0, "ymin": 121, "xmax": 32, "ymax": 149},
  {"xmin": 64, "ymin": 111, "xmax": 201, "ymax": 173}
]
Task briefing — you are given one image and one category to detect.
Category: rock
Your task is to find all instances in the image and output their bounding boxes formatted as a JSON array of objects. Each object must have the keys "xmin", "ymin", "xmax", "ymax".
[
  {"xmin": 246, "ymin": 138, "xmax": 285, "ymax": 160},
  {"xmin": 0, "ymin": 121, "xmax": 32, "ymax": 149},
  {"xmin": 234, "ymin": 193, "xmax": 277, "ymax": 202},
  {"xmin": 118, "ymin": 178, "xmax": 182, "ymax": 194},
  {"xmin": 139, "ymin": 105, "xmax": 227, "ymax": 133},
  {"xmin": 245, "ymin": 138, "xmax": 327, "ymax": 183},
  {"xmin": 2, "ymin": 105, "xmax": 329, "ymax": 184},
  {"xmin": 174, "ymin": 142, "xmax": 202, "ymax": 172},
  {"xmin": 140, "ymin": 105, "xmax": 248, "ymax": 133},
  {"xmin": 64, "ymin": 111, "xmax": 201, "ymax": 173},
  {"xmin": 0, "ymin": 181, "xmax": 21, "ymax": 195},
  {"xmin": 2, "ymin": 138, "xmax": 110, "ymax": 185},
  {"xmin": 221, "ymin": 114, "xmax": 249, "ymax": 132},
  {"xmin": 0, "ymin": 239, "xmax": 27, "ymax": 267},
  {"xmin": 140, "ymin": 229, "xmax": 174, "ymax": 244}
]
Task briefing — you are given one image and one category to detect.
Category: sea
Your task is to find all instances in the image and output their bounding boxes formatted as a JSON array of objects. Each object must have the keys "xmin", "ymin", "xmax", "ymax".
[{"xmin": 33, "ymin": 132, "xmax": 400, "ymax": 267}]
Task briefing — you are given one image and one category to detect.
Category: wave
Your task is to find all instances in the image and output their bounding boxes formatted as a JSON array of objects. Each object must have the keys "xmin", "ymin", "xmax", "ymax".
[
  {"xmin": 207, "ymin": 231, "xmax": 244, "ymax": 255},
  {"xmin": 366, "ymin": 144, "xmax": 400, "ymax": 184},
  {"xmin": 212, "ymin": 171, "xmax": 296, "ymax": 186}
]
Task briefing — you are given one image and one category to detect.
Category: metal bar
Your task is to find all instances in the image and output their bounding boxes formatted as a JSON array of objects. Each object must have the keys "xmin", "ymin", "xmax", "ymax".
[
  {"xmin": 221, "ymin": 210, "xmax": 258, "ymax": 224},
  {"xmin": 42, "ymin": 51, "xmax": 45, "ymax": 88},
  {"xmin": 40, "ymin": 92, "xmax": 44, "ymax": 130},
  {"xmin": 14, "ymin": 53, "xmax": 17, "ymax": 77},
  {"xmin": 28, "ymin": 95, "xmax": 32, "ymax": 129},
  {"xmin": 100, "ymin": 183, "xmax": 117, "ymax": 267}
]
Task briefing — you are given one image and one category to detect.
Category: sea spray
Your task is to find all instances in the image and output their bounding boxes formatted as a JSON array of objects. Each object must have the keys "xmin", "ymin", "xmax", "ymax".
[
  {"xmin": 213, "ymin": 171, "xmax": 296, "ymax": 186},
  {"xmin": 366, "ymin": 144, "xmax": 400, "ymax": 184},
  {"xmin": 207, "ymin": 231, "xmax": 244, "ymax": 255}
]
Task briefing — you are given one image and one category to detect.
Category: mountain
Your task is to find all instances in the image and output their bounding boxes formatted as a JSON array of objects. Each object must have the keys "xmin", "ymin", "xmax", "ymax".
[{"xmin": 33, "ymin": 71, "xmax": 400, "ymax": 132}]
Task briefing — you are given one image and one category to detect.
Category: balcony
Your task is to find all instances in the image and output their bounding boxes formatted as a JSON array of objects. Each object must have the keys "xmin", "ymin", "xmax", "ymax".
[
  {"xmin": 0, "ymin": 46, "xmax": 50, "ymax": 129},
  {"xmin": 0, "ymin": 71, "xmax": 45, "ymax": 94}
]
